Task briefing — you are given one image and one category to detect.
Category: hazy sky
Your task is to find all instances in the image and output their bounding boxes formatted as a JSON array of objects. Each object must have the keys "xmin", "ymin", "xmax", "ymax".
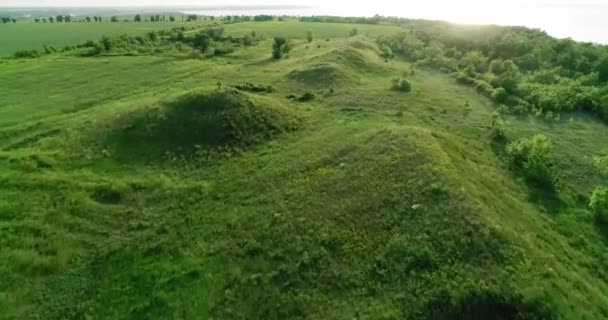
[
  {"xmin": 2, "ymin": 0, "xmax": 608, "ymax": 42},
  {"xmin": 1, "ymin": 0, "xmax": 604, "ymax": 7}
]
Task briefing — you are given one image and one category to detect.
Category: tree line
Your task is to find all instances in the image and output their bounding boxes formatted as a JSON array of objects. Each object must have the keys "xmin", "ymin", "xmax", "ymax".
[
  {"xmin": 1, "ymin": 17, "xmax": 17, "ymax": 23},
  {"xmin": 377, "ymin": 18, "xmax": 608, "ymax": 121}
]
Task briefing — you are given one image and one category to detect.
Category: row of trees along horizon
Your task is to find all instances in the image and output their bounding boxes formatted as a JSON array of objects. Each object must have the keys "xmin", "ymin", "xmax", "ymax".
[{"xmin": 1, "ymin": 14, "xmax": 280, "ymax": 24}]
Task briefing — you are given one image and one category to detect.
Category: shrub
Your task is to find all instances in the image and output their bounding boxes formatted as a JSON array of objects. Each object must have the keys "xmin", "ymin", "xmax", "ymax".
[
  {"xmin": 193, "ymin": 32, "xmax": 211, "ymax": 52},
  {"xmin": 307, "ymin": 31, "xmax": 313, "ymax": 43},
  {"xmin": 297, "ymin": 92, "xmax": 316, "ymax": 102},
  {"xmin": 493, "ymin": 87, "xmax": 509, "ymax": 104},
  {"xmin": 593, "ymin": 155, "xmax": 608, "ymax": 175},
  {"xmin": 490, "ymin": 111, "xmax": 507, "ymax": 140},
  {"xmin": 349, "ymin": 28, "xmax": 358, "ymax": 37},
  {"xmin": 392, "ymin": 77, "xmax": 412, "ymax": 92},
  {"xmin": 590, "ymin": 186, "xmax": 608, "ymax": 224},
  {"xmin": 506, "ymin": 134, "xmax": 556, "ymax": 189},
  {"xmin": 13, "ymin": 50, "xmax": 40, "ymax": 58},
  {"xmin": 272, "ymin": 37, "xmax": 290, "ymax": 59},
  {"xmin": 379, "ymin": 44, "xmax": 393, "ymax": 59}
]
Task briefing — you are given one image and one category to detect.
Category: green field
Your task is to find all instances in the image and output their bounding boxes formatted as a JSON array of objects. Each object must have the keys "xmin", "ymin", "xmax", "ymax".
[
  {"xmin": 2, "ymin": 18, "xmax": 608, "ymax": 319},
  {"xmin": 0, "ymin": 21, "xmax": 205, "ymax": 56}
]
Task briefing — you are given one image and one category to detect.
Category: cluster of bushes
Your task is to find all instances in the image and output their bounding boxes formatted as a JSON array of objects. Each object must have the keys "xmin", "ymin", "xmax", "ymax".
[
  {"xmin": 590, "ymin": 187, "xmax": 608, "ymax": 224},
  {"xmin": 233, "ymin": 83, "xmax": 274, "ymax": 93},
  {"xmin": 13, "ymin": 50, "xmax": 41, "ymax": 59},
  {"xmin": 253, "ymin": 15, "xmax": 274, "ymax": 22},
  {"xmin": 299, "ymin": 15, "xmax": 381, "ymax": 24},
  {"xmin": 1, "ymin": 17, "xmax": 17, "ymax": 23},
  {"xmin": 73, "ymin": 25, "xmax": 258, "ymax": 58},
  {"xmin": 377, "ymin": 20, "xmax": 608, "ymax": 122},
  {"xmin": 506, "ymin": 134, "xmax": 556, "ymax": 189},
  {"xmin": 392, "ymin": 77, "xmax": 413, "ymax": 92}
]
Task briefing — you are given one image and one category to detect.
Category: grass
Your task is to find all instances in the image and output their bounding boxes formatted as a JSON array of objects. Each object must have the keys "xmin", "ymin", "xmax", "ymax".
[
  {"xmin": 1, "ymin": 20, "xmax": 608, "ymax": 319},
  {"xmin": 0, "ymin": 21, "xmax": 207, "ymax": 57}
]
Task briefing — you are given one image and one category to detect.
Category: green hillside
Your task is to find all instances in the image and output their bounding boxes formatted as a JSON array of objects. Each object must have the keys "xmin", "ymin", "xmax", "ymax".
[{"xmin": 1, "ymin": 19, "xmax": 608, "ymax": 319}]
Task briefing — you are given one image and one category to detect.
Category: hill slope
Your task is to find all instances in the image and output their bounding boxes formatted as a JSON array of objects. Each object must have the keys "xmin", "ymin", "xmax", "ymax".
[{"xmin": 1, "ymin": 23, "xmax": 608, "ymax": 319}]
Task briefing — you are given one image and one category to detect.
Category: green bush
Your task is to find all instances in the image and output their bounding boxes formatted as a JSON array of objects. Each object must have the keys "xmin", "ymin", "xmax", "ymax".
[
  {"xmin": 13, "ymin": 50, "xmax": 40, "ymax": 58},
  {"xmin": 272, "ymin": 37, "xmax": 290, "ymax": 59},
  {"xmin": 590, "ymin": 186, "xmax": 608, "ymax": 224},
  {"xmin": 307, "ymin": 31, "xmax": 313, "ymax": 43},
  {"xmin": 493, "ymin": 87, "xmax": 509, "ymax": 104},
  {"xmin": 490, "ymin": 111, "xmax": 507, "ymax": 140},
  {"xmin": 506, "ymin": 134, "xmax": 556, "ymax": 189},
  {"xmin": 594, "ymin": 156, "xmax": 608, "ymax": 175},
  {"xmin": 392, "ymin": 77, "xmax": 412, "ymax": 92}
]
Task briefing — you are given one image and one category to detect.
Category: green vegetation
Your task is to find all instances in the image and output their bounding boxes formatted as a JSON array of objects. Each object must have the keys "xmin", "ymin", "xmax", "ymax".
[
  {"xmin": 590, "ymin": 186, "xmax": 608, "ymax": 224},
  {"xmin": 272, "ymin": 36, "xmax": 290, "ymax": 59},
  {"xmin": 391, "ymin": 77, "xmax": 413, "ymax": 92},
  {"xmin": 0, "ymin": 20, "xmax": 209, "ymax": 57},
  {"xmin": 378, "ymin": 20, "xmax": 608, "ymax": 122},
  {"xmin": 2, "ymin": 15, "xmax": 608, "ymax": 320}
]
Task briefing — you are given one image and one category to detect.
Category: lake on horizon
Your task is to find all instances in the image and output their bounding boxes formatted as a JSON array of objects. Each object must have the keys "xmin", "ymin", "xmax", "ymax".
[{"xmin": 183, "ymin": 3, "xmax": 608, "ymax": 44}]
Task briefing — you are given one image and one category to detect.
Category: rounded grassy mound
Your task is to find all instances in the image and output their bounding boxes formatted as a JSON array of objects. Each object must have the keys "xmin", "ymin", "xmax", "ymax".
[
  {"xmin": 287, "ymin": 63, "xmax": 350, "ymax": 87},
  {"xmin": 107, "ymin": 89, "xmax": 300, "ymax": 158},
  {"xmin": 288, "ymin": 38, "xmax": 388, "ymax": 88}
]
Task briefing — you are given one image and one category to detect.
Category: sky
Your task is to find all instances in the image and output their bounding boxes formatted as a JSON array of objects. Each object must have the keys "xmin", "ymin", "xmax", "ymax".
[{"xmin": 2, "ymin": 0, "xmax": 608, "ymax": 43}]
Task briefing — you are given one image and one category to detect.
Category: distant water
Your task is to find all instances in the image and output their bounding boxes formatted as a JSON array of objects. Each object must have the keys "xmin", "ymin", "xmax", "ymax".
[{"xmin": 183, "ymin": 3, "xmax": 608, "ymax": 44}]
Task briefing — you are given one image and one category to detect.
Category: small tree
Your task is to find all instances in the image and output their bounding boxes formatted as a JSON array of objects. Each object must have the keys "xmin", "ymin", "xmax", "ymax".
[
  {"xmin": 134, "ymin": 14, "xmax": 142, "ymax": 22},
  {"xmin": 594, "ymin": 156, "xmax": 608, "ymax": 175},
  {"xmin": 349, "ymin": 28, "xmax": 358, "ymax": 37},
  {"xmin": 599, "ymin": 58, "xmax": 608, "ymax": 83},
  {"xmin": 490, "ymin": 111, "xmax": 507, "ymax": 140},
  {"xmin": 193, "ymin": 32, "xmax": 211, "ymax": 52},
  {"xmin": 307, "ymin": 31, "xmax": 313, "ymax": 43},
  {"xmin": 110, "ymin": 16, "xmax": 118, "ymax": 22},
  {"xmin": 49, "ymin": 17, "xmax": 54, "ymax": 23},
  {"xmin": 85, "ymin": 16, "xmax": 91, "ymax": 22},
  {"xmin": 492, "ymin": 87, "xmax": 508, "ymax": 104},
  {"xmin": 506, "ymin": 134, "xmax": 556, "ymax": 189},
  {"xmin": 272, "ymin": 37, "xmax": 290, "ymax": 59},
  {"xmin": 169, "ymin": 16, "xmax": 175, "ymax": 22},
  {"xmin": 590, "ymin": 186, "xmax": 608, "ymax": 224},
  {"xmin": 56, "ymin": 15, "xmax": 64, "ymax": 23},
  {"xmin": 391, "ymin": 77, "xmax": 412, "ymax": 92}
]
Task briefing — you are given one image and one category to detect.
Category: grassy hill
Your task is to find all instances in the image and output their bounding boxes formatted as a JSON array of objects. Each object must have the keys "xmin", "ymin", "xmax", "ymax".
[{"xmin": 1, "ymin": 20, "xmax": 608, "ymax": 319}]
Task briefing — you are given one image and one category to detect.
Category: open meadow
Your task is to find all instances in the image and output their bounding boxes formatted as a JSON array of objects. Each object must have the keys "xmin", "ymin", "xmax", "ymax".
[{"xmin": 1, "ymin": 16, "xmax": 608, "ymax": 319}]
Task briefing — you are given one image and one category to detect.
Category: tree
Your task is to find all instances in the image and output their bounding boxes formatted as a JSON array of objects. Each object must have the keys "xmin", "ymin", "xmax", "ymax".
[
  {"xmin": 492, "ymin": 88, "xmax": 508, "ymax": 104},
  {"xmin": 49, "ymin": 17, "xmax": 54, "ymax": 23},
  {"xmin": 64, "ymin": 15, "xmax": 71, "ymax": 23},
  {"xmin": 169, "ymin": 16, "xmax": 175, "ymax": 22},
  {"xmin": 110, "ymin": 16, "xmax": 118, "ymax": 22},
  {"xmin": 193, "ymin": 32, "xmax": 210, "ymax": 52},
  {"xmin": 85, "ymin": 16, "xmax": 91, "ymax": 22},
  {"xmin": 598, "ymin": 58, "xmax": 608, "ymax": 83},
  {"xmin": 42, "ymin": 18, "xmax": 47, "ymax": 23},
  {"xmin": 56, "ymin": 15, "xmax": 64, "ymax": 23},
  {"xmin": 590, "ymin": 186, "xmax": 608, "ymax": 224},
  {"xmin": 34, "ymin": 18, "xmax": 40, "ymax": 23},
  {"xmin": 134, "ymin": 14, "xmax": 141, "ymax": 22},
  {"xmin": 307, "ymin": 31, "xmax": 313, "ymax": 43},
  {"xmin": 272, "ymin": 37, "xmax": 290, "ymax": 59},
  {"xmin": 11, "ymin": 19, "xmax": 16, "ymax": 23},
  {"xmin": 506, "ymin": 134, "xmax": 556, "ymax": 189},
  {"xmin": 155, "ymin": 14, "xmax": 160, "ymax": 22}
]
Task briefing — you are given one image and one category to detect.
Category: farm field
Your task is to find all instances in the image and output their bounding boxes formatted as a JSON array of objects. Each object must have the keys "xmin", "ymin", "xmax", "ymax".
[
  {"xmin": 0, "ymin": 21, "xmax": 205, "ymax": 56},
  {"xmin": 1, "ymin": 17, "xmax": 608, "ymax": 319}
]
